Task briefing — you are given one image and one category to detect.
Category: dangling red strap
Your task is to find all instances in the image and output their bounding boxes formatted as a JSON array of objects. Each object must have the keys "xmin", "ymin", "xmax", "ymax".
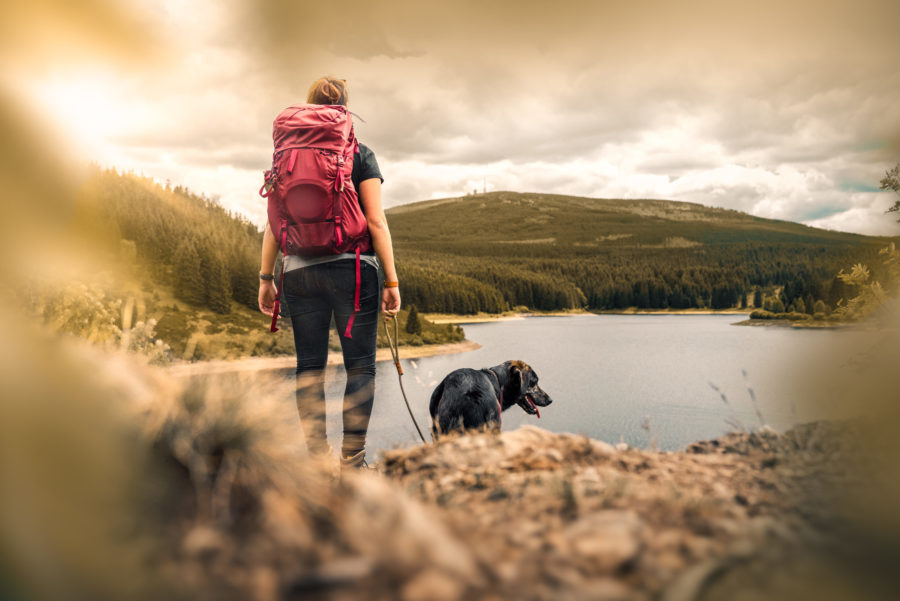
[
  {"xmin": 270, "ymin": 299, "xmax": 280, "ymax": 333},
  {"xmin": 353, "ymin": 247, "xmax": 361, "ymax": 312},
  {"xmin": 270, "ymin": 224, "xmax": 288, "ymax": 333},
  {"xmin": 259, "ymin": 169, "xmax": 273, "ymax": 197},
  {"xmin": 334, "ymin": 155, "xmax": 345, "ymax": 191},
  {"xmin": 343, "ymin": 247, "xmax": 361, "ymax": 339}
]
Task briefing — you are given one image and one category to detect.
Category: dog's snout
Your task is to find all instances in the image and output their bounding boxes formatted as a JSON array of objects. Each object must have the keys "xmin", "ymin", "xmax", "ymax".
[{"xmin": 534, "ymin": 389, "xmax": 553, "ymax": 407}]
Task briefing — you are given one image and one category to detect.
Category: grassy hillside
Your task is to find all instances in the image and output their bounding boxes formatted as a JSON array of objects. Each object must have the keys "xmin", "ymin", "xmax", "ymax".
[
  {"xmin": 388, "ymin": 192, "xmax": 872, "ymax": 249},
  {"xmin": 387, "ymin": 192, "xmax": 893, "ymax": 313}
]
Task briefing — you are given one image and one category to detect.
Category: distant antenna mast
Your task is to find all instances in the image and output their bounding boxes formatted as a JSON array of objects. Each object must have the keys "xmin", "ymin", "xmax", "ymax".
[{"xmin": 483, "ymin": 177, "xmax": 486, "ymax": 194}]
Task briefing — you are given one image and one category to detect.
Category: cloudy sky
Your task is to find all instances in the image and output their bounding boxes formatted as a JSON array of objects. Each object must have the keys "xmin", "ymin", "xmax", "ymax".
[{"xmin": 4, "ymin": 0, "xmax": 900, "ymax": 235}]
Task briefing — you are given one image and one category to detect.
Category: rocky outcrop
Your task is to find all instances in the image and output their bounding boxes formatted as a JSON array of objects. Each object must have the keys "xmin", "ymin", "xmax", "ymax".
[
  {"xmin": 147, "ymin": 417, "xmax": 879, "ymax": 601},
  {"xmin": 375, "ymin": 423, "xmax": 872, "ymax": 601}
]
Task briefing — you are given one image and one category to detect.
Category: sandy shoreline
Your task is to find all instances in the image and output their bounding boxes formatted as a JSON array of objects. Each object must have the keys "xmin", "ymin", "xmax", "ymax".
[
  {"xmin": 426, "ymin": 308, "xmax": 748, "ymax": 323},
  {"xmin": 425, "ymin": 310, "xmax": 589, "ymax": 324},
  {"xmin": 732, "ymin": 318, "xmax": 856, "ymax": 329},
  {"xmin": 166, "ymin": 340, "xmax": 482, "ymax": 377},
  {"xmin": 595, "ymin": 308, "xmax": 749, "ymax": 315}
]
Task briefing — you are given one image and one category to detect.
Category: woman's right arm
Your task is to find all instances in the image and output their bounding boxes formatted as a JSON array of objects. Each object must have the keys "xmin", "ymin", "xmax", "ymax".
[{"xmin": 359, "ymin": 178, "xmax": 401, "ymax": 315}]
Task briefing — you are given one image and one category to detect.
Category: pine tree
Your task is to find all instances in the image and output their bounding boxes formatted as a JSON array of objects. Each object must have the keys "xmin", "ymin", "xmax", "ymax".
[
  {"xmin": 204, "ymin": 249, "xmax": 232, "ymax": 314},
  {"xmin": 173, "ymin": 241, "xmax": 205, "ymax": 306},
  {"xmin": 881, "ymin": 164, "xmax": 900, "ymax": 219},
  {"xmin": 405, "ymin": 305, "xmax": 422, "ymax": 335}
]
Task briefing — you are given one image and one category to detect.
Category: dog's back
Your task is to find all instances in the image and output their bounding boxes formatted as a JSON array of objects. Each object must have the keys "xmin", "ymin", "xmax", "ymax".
[{"xmin": 429, "ymin": 368, "xmax": 500, "ymax": 436}]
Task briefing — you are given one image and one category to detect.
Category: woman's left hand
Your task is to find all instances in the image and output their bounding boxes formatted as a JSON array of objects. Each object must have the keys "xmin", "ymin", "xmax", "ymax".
[{"xmin": 382, "ymin": 287, "xmax": 401, "ymax": 316}]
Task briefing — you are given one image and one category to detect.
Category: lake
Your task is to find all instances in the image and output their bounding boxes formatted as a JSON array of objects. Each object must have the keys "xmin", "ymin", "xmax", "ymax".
[{"xmin": 316, "ymin": 314, "xmax": 875, "ymax": 462}]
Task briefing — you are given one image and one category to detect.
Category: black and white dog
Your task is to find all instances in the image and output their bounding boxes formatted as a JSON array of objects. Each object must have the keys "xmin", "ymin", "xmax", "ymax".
[{"xmin": 429, "ymin": 360, "xmax": 553, "ymax": 437}]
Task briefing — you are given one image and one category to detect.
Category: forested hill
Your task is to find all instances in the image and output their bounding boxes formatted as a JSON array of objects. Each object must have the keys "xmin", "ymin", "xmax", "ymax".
[
  {"xmin": 387, "ymin": 191, "xmax": 892, "ymax": 314},
  {"xmin": 77, "ymin": 168, "xmax": 261, "ymax": 312},
  {"xmin": 56, "ymin": 169, "xmax": 461, "ymax": 360},
  {"xmin": 59, "ymin": 168, "xmax": 298, "ymax": 360}
]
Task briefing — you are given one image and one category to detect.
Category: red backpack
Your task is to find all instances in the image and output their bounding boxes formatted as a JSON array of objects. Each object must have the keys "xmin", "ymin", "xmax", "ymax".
[{"xmin": 260, "ymin": 104, "xmax": 372, "ymax": 335}]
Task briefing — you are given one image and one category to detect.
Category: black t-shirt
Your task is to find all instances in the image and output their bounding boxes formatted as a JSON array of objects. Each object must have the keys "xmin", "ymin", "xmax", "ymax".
[
  {"xmin": 351, "ymin": 143, "xmax": 382, "ymax": 257},
  {"xmin": 352, "ymin": 143, "xmax": 383, "ymax": 196}
]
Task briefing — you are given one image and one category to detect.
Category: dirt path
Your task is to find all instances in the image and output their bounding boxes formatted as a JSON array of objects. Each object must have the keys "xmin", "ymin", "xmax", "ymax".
[{"xmin": 165, "ymin": 340, "xmax": 482, "ymax": 377}]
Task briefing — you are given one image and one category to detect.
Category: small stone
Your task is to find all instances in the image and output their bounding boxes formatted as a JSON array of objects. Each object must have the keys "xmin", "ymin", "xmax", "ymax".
[
  {"xmin": 401, "ymin": 568, "xmax": 465, "ymax": 601},
  {"xmin": 577, "ymin": 577, "xmax": 636, "ymax": 601},
  {"xmin": 251, "ymin": 566, "xmax": 279, "ymax": 601},
  {"xmin": 564, "ymin": 510, "xmax": 643, "ymax": 572},
  {"xmin": 589, "ymin": 439, "xmax": 616, "ymax": 457},
  {"xmin": 182, "ymin": 526, "xmax": 225, "ymax": 560}
]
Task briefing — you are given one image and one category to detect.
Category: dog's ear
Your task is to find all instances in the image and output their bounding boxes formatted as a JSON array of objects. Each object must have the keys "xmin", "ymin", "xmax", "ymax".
[{"xmin": 509, "ymin": 361, "xmax": 528, "ymax": 397}]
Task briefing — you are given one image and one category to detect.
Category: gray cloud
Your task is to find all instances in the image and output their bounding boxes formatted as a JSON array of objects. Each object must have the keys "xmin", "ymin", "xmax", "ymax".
[{"xmin": 7, "ymin": 0, "xmax": 900, "ymax": 235}]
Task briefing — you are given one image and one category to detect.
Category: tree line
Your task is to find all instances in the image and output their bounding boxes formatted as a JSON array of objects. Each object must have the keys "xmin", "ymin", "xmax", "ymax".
[{"xmin": 395, "ymin": 243, "xmax": 888, "ymax": 314}]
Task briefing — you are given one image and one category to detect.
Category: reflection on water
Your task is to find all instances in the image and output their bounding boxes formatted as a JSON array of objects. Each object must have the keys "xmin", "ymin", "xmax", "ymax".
[{"xmin": 318, "ymin": 314, "xmax": 875, "ymax": 460}]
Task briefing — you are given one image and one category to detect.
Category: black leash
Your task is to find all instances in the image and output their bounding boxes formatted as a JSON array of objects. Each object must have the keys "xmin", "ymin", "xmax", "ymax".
[{"xmin": 383, "ymin": 315, "xmax": 427, "ymax": 444}]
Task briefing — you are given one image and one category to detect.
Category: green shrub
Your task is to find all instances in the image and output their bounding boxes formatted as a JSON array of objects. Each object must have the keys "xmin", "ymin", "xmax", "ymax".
[{"xmin": 775, "ymin": 312, "xmax": 811, "ymax": 321}]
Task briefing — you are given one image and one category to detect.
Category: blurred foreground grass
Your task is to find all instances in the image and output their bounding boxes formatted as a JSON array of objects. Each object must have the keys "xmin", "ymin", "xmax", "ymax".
[{"xmin": 2, "ymin": 301, "xmax": 900, "ymax": 600}]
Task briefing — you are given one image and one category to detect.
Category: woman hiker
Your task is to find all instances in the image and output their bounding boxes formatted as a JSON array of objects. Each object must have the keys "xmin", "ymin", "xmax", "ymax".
[{"xmin": 258, "ymin": 76, "xmax": 401, "ymax": 469}]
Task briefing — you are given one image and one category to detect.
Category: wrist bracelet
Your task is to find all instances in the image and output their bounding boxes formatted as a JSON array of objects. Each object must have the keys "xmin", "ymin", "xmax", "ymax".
[
  {"xmin": 259, "ymin": 273, "xmax": 275, "ymax": 281},
  {"xmin": 384, "ymin": 281, "xmax": 399, "ymax": 288}
]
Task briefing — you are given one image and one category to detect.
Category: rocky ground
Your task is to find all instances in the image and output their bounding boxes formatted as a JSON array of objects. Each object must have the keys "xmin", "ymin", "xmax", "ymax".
[
  {"xmin": 166, "ymin": 419, "xmax": 893, "ymax": 601},
  {"xmin": 374, "ymin": 422, "xmax": 881, "ymax": 601}
]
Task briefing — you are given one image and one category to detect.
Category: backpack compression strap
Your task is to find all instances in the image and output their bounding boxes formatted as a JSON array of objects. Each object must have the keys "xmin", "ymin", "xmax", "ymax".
[
  {"xmin": 270, "ymin": 223, "xmax": 288, "ymax": 333},
  {"xmin": 343, "ymin": 247, "xmax": 361, "ymax": 339}
]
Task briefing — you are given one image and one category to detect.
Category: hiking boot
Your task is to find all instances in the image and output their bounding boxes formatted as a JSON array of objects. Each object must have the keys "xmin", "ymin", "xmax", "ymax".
[{"xmin": 340, "ymin": 449, "xmax": 368, "ymax": 471}]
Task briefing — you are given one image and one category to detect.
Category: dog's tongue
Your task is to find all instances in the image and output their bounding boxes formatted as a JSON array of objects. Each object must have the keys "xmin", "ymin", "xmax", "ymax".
[{"xmin": 527, "ymin": 395, "xmax": 540, "ymax": 419}]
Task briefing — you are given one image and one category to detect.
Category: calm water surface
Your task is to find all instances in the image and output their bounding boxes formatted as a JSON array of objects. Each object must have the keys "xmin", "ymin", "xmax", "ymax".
[{"xmin": 317, "ymin": 315, "xmax": 873, "ymax": 461}]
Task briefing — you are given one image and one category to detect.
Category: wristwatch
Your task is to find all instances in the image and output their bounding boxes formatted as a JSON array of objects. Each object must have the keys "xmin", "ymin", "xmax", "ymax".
[{"xmin": 259, "ymin": 273, "xmax": 275, "ymax": 281}]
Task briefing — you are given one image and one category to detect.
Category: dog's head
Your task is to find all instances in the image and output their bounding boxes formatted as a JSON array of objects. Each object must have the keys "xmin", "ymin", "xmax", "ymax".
[{"xmin": 506, "ymin": 360, "xmax": 553, "ymax": 418}]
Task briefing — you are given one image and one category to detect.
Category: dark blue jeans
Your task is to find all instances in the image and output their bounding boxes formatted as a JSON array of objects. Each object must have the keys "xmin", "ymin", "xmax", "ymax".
[{"xmin": 281, "ymin": 259, "xmax": 379, "ymax": 458}]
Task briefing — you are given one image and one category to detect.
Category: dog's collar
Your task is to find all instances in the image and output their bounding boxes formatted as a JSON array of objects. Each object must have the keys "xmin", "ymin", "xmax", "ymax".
[
  {"xmin": 482, "ymin": 368, "xmax": 504, "ymax": 428},
  {"xmin": 482, "ymin": 368, "xmax": 501, "ymax": 398},
  {"xmin": 482, "ymin": 368, "xmax": 504, "ymax": 407}
]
